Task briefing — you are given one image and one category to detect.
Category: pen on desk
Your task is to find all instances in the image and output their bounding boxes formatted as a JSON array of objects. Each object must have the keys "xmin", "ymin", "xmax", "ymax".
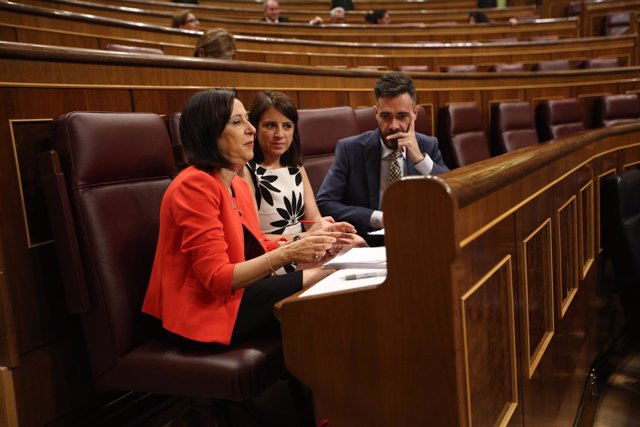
[
  {"xmin": 344, "ymin": 271, "xmax": 387, "ymax": 281},
  {"xmin": 299, "ymin": 220, "xmax": 316, "ymax": 224}
]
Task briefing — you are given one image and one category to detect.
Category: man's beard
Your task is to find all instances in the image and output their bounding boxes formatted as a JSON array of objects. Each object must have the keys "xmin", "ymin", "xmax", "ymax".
[{"xmin": 381, "ymin": 127, "xmax": 404, "ymax": 149}]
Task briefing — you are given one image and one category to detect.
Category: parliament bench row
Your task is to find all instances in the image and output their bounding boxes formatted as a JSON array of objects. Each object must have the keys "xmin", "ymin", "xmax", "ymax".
[
  {"xmin": 107, "ymin": 0, "xmax": 538, "ymax": 26},
  {"xmin": 18, "ymin": 0, "xmax": 580, "ymax": 43},
  {"xmin": 1, "ymin": 21, "xmax": 635, "ymax": 73},
  {"xmin": 3, "ymin": 2, "xmax": 634, "ymax": 59}
]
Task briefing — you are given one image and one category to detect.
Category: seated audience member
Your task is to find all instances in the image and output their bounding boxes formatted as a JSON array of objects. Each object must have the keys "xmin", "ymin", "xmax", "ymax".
[
  {"xmin": 142, "ymin": 88, "xmax": 350, "ymax": 345},
  {"xmin": 171, "ymin": 9, "xmax": 200, "ymax": 30},
  {"xmin": 316, "ymin": 72, "xmax": 449, "ymax": 243},
  {"xmin": 194, "ymin": 28, "xmax": 236, "ymax": 59},
  {"xmin": 468, "ymin": 11, "xmax": 489, "ymax": 24},
  {"xmin": 332, "ymin": 0, "xmax": 354, "ymax": 11},
  {"xmin": 262, "ymin": 0, "xmax": 289, "ymax": 23},
  {"xmin": 242, "ymin": 91, "xmax": 366, "ymax": 271},
  {"xmin": 330, "ymin": 7, "xmax": 346, "ymax": 24},
  {"xmin": 365, "ymin": 9, "xmax": 391, "ymax": 25}
]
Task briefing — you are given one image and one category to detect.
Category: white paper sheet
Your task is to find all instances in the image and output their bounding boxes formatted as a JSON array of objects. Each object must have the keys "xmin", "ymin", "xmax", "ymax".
[
  {"xmin": 322, "ymin": 246, "xmax": 387, "ymax": 269},
  {"xmin": 299, "ymin": 268, "xmax": 387, "ymax": 298}
]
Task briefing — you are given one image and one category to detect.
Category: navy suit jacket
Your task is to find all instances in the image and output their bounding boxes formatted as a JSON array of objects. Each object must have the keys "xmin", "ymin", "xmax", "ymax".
[
  {"xmin": 316, "ymin": 129, "xmax": 448, "ymax": 237},
  {"xmin": 261, "ymin": 16, "xmax": 290, "ymax": 22}
]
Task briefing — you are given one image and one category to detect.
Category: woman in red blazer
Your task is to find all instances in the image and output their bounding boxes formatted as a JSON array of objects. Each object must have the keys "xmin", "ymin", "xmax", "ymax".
[{"xmin": 142, "ymin": 89, "xmax": 353, "ymax": 345}]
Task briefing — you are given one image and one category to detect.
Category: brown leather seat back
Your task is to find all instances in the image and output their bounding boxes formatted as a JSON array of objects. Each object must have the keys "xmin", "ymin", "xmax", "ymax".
[
  {"xmin": 438, "ymin": 103, "xmax": 490, "ymax": 168},
  {"xmin": 531, "ymin": 59, "xmax": 571, "ymax": 71},
  {"xmin": 50, "ymin": 112, "xmax": 175, "ymax": 379},
  {"xmin": 593, "ymin": 94, "xmax": 640, "ymax": 128},
  {"xmin": 603, "ymin": 12, "xmax": 630, "ymax": 36},
  {"xmin": 536, "ymin": 98, "xmax": 585, "ymax": 142},
  {"xmin": 492, "ymin": 102, "xmax": 539, "ymax": 154},
  {"xmin": 298, "ymin": 106, "xmax": 359, "ymax": 194},
  {"xmin": 489, "ymin": 63, "xmax": 525, "ymax": 72},
  {"xmin": 442, "ymin": 64, "xmax": 477, "ymax": 73},
  {"xmin": 579, "ymin": 57, "xmax": 620, "ymax": 69}
]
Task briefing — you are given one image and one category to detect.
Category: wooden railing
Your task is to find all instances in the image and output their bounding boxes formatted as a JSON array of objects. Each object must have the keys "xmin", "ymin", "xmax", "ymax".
[
  {"xmin": 2, "ymin": 22, "xmax": 635, "ymax": 71},
  {"xmin": 18, "ymin": 0, "xmax": 579, "ymax": 43},
  {"xmin": 105, "ymin": 0, "xmax": 538, "ymax": 25}
]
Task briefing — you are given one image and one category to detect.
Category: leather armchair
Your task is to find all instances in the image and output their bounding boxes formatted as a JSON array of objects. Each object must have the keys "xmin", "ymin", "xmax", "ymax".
[
  {"xmin": 601, "ymin": 168, "xmax": 640, "ymax": 335},
  {"xmin": 593, "ymin": 94, "xmax": 640, "ymax": 128},
  {"xmin": 38, "ymin": 112, "xmax": 287, "ymax": 424},
  {"xmin": 491, "ymin": 101, "xmax": 539, "ymax": 155},
  {"xmin": 437, "ymin": 102, "xmax": 490, "ymax": 168},
  {"xmin": 535, "ymin": 98, "xmax": 585, "ymax": 142}
]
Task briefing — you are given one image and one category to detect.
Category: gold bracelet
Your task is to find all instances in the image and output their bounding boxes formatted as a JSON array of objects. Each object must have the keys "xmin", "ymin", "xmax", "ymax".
[{"xmin": 264, "ymin": 252, "xmax": 277, "ymax": 276}]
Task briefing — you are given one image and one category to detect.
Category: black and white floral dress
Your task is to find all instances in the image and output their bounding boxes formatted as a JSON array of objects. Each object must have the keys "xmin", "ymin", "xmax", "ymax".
[{"xmin": 248, "ymin": 162, "xmax": 305, "ymax": 273}]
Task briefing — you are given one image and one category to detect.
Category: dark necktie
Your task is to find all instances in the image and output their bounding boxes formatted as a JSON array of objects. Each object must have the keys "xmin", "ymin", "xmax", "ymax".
[{"xmin": 388, "ymin": 151, "xmax": 402, "ymax": 184}]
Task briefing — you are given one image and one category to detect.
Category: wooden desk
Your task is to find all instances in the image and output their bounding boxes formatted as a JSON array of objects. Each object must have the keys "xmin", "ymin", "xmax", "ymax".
[{"xmin": 280, "ymin": 124, "xmax": 640, "ymax": 426}]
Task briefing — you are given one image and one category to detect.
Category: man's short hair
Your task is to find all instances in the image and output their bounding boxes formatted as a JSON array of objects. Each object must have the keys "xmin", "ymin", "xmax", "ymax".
[
  {"xmin": 330, "ymin": 7, "xmax": 345, "ymax": 16},
  {"xmin": 373, "ymin": 72, "xmax": 417, "ymax": 104}
]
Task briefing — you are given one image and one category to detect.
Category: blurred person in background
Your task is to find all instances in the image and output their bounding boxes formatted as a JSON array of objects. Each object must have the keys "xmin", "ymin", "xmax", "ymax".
[
  {"xmin": 330, "ymin": 7, "xmax": 346, "ymax": 24},
  {"xmin": 194, "ymin": 28, "xmax": 236, "ymax": 60},
  {"xmin": 262, "ymin": 0, "xmax": 289, "ymax": 23},
  {"xmin": 365, "ymin": 9, "xmax": 391, "ymax": 25},
  {"xmin": 171, "ymin": 9, "xmax": 200, "ymax": 30}
]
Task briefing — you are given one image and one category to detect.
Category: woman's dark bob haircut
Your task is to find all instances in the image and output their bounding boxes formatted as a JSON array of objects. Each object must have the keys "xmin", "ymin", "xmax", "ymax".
[
  {"xmin": 179, "ymin": 88, "xmax": 236, "ymax": 172},
  {"xmin": 248, "ymin": 91, "xmax": 302, "ymax": 167}
]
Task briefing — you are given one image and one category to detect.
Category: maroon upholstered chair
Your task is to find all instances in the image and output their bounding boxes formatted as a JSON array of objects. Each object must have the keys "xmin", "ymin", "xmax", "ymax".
[
  {"xmin": 298, "ymin": 106, "xmax": 359, "ymax": 194},
  {"xmin": 441, "ymin": 64, "xmax": 477, "ymax": 73},
  {"xmin": 536, "ymin": 98, "xmax": 585, "ymax": 142},
  {"xmin": 489, "ymin": 63, "xmax": 525, "ymax": 72},
  {"xmin": 603, "ymin": 12, "xmax": 630, "ymax": 36},
  {"xmin": 566, "ymin": 1, "xmax": 581, "ymax": 17},
  {"xmin": 593, "ymin": 94, "xmax": 640, "ymax": 128},
  {"xmin": 437, "ymin": 102, "xmax": 490, "ymax": 168},
  {"xmin": 491, "ymin": 101, "xmax": 539, "ymax": 154},
  {"xmin": 579, "ymin": 57, "xmax": 620, "ymax": 69},
  {"xmin": 531, "ymin": 59, "xmax": 571, "ymax": 71},
  {"xmin": 601, "ymin": 168, "xmax": 640, "ymax": 335},
  {"xmin": 106, "ymin": 43, "xmax": 164, "ymax": 55},
  {"xmin": 38, "ymin": 112, "xmax": 286, "ymax": 424}
]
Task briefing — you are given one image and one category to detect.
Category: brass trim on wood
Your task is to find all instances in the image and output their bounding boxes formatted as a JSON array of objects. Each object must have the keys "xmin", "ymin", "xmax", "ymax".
[
  {"xmin": 556, "ymin": 195, "xmax": 579, "ymax": 319},
  {"xmin": 521, "ymin": 219, "xmax": 555, "ymax": 379},
  {"xmin": 9, "ymin": 118, "xmax": 55, "ymax": 249},
  {"xmin": 0, "ymin": 367, "xmax": 18, "ymax": 427},
  {"xmin": 579, "ymin": 180, "xmax": 595, "ymax": 279}
]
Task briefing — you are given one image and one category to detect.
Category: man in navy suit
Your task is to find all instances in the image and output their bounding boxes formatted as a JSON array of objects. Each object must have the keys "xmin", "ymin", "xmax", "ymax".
[
  {"xmin": 261, "ymin": 0, "xmax": 290, "ymax": 23},
  {"xmin": 316, "ymin": 72, "xmax": 448, "ymax": 243}
]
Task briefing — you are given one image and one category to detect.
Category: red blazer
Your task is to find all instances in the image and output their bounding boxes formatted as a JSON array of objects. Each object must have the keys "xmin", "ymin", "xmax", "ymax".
[{"xmin": 142, "ymin": 166, "xmax": 278, "ymax": 344}]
